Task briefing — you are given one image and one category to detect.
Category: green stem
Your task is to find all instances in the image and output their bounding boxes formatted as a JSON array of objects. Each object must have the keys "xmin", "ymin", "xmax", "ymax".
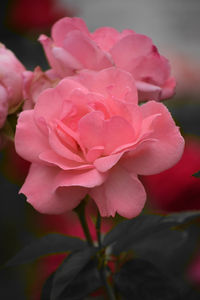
[
  {"xmin": 100, "ymin": 266, "xmax": 116, "ymax": 300},
  {"xmin": 75, "ymin": 198, "xmax": 93, "ymax": 247},
  {"xmin": 96, "ymin": 210, "xmax": 102, "ymax": 248}
]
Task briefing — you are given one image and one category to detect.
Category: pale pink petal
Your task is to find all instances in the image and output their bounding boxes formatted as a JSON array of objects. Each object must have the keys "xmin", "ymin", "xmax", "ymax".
[
  {"xmin": 0, "ymin": 85, "xmax": 8, "ymax": 128},
  {"xmin": 91, "ymin": 27, "xmax": 120, "ymax": 51},
  {"xmin": 78, "ymin": 111, "xmax": 104, "ymax": 150},
  {"xmin": 55, "ymin": 168, "xmax": 107, "ymax": 189},
  {"xmin": 52, "ymin": 17, "xmax": 90, "ymax": 46},
  {"xmin": 51, "ymin": 47, "xmax": 83, "ymax": 76},
  {"xmin": 76, "ymin": 67, "xmax": 138, "ymax": 104},
  {"xmin": 103, "ymin": 115, "xmax": 135, "ymax": 154},
  {"xmin": 94, "ymin": 152, "xmax": 123, "ymax": 172},
  {"xmin": 39, "ymin": 35, "xmax": 65, "ymax": 77},
  {"xmin": 48, "ymin": 126, "xmax": 84, "ymax": 162},
  {"xmin": 15, "ymin": 110, "xmax": 49, "ymax": 163},
  {"xmin": 122, "ymin": 101, "xmax": 185, "ymax": 175},
  {"xmin": 90, "ymin": 166, "xmax": 146, "ymax": 218},
  {"xmin": 110, "ymin": 33, "xmax": 153, "ymax": 69},
  {"xmin": 39, "ymin": 150, "xmax": 92, "ymax": 170},
  {"xmin": 20, "ymin": 163, "xmax": 87, "ymax": 214},
  {"xmin": 62, "ymin": 31, "xmax": 113, "ymax": 70},
  {"xmin": 136, "ymin": 81, "xmax": 162, "ymax": 101},
  {"xmin": 161, "ymin": 77, "xmax": 176, "ymax": 99},
  {"xmin": 132, "ymin": 55, "xmax": 171, "ymax": 86},
  {"xmin": 34, "ymin": 78, "xmax": 86, "ymax": 124}
]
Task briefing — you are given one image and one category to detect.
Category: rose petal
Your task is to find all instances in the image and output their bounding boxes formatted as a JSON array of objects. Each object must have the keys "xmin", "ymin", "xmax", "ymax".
[
  {"xmin": 55, "ymin": 167, "xmax": 107, "ymax": 188},
  {"xmin": 90, "ymin": 166, "xmax": 146, "ymax": 218},
  {"xmin": 20, "ymin": 163, "xmax": 87, "ymax": 214},
  {"xmin": 63, "ymin": 31, "xmax": 113, "ymax": 70},
  {"xmin": 110, "ymin": 33, "xmax": 153, "ymax": 69},
  {"xmin": 52, "ymin": 17, "xmax": 90, "ymax": 46},
  {"xmin": 15, "ymin": 110, "xmax": 49, "ymax": 163},
  {"xmin": 77, "ymin": 67, "xmax": 138, "ymax": 103},
  {"xmin": 122, "ymin": 101, "xmax": 185, "ymax": 175}
]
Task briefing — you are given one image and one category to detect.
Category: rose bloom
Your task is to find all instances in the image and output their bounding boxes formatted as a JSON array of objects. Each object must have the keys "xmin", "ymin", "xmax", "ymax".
[
  {"xmin": 0, "ymin": 43, "xmax": 25, "ymax": 129},
  {"xmin": 39, "ymin": 17, "xmax": 175, "ymax": 102},
  {"xmin": 15, "ymin": 67, "xmax": 184, "ymax": 218},
  {"xmin": 142, "ymin": 138, "xmax": 200, "ymax": 212}
]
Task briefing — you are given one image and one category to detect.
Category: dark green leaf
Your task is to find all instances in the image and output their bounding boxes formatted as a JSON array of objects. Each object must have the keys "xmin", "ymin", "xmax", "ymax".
[
  {"xmin": 6, "ymin": 234, "xmax": 86, "ymax": 266},
  {"xmin": 114, "ymin": 258, "xmax": 181, "ymax": 300},
  {"xmin": 192, "ymin": 171, "xmax": 200, "ymax": 178},
  {"xmin": 51, "ymin": 246, "xmax": 98, "ymax": 300},
  {"xmin": 41, "ymin": 272, "xmax": 55, "ymax": 300},
  {"xmin": 110, "ymin": 212, "xmax": 200, "ymax": 255}
]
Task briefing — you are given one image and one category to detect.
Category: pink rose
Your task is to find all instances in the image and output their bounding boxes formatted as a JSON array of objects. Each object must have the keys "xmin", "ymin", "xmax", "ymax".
[
  {"xmin": 0, "ymin": 43, "xmax": 25, "ymax": 128},
  {"xmin": 23, "ymin": 67, "xmax": 59, "ymax": 109},
  {"xmin": 15, "ymin": 67, "xmax": 184, "ymax": 218},
  {"xmin": 39, "ymin": 17, "xmax": 175, "ymax": 101}
]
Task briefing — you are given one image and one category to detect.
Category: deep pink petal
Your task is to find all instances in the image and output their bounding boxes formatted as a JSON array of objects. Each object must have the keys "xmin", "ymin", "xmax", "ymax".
[
  {"xmin": 15, "ymin": 110, "xmax": 49, "ymax": 163},
  {"xmin": 122, "ymin": 101, "xmax": 185, "ymax": 175},
  {"xmin": 20, "ymin": 163, "xmax": 87, "ymax": 214},
  {"xmin": 90, "ymin": 166, "xmax": 146, "ymax": 218}
]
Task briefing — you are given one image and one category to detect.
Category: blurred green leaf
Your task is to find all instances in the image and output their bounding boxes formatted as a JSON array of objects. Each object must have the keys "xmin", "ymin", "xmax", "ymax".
[
  {"xmin": 5, "ymin": 234, "xmax": 86, "ymax": 266},
  {"xmin": 51, "ymin": 246, "xmax": 98, "ymax": 300},
  {"xmin": 192, "ymin": 171, "xmax": 200, "ymax": 178},
  {"xmin": 114, "ymin": 258, "xmax": 181, "ymax": 300}
]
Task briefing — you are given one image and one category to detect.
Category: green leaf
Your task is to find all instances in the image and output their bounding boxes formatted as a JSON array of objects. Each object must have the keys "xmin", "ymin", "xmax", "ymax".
[
  {"xmin": 103, "ymin": 214, "xmax": 171, "ymax": 249},
  {"xmin": 107, "ymin": 212, "xmax": 200, "ymax": 254},
  {"xmin": 192, "ymin": 170, "xmax": 200, "ymax": 178},
  {"xmin": 6, "ymin": 234, "xmax": 86, "ymax": 266},
  {"xmin": 51, "ymin": 246, "xmax": 98, "ymax": 300},
  {"xmin": 41, "ymin": 260, "xmax": 102, "ymax": 300},
  {"xmin": 41, "ymin": 272, "xmax": 55, "ymax": 300},
  {"xmin": 114, "ymin": 258, "xmax": 181, "ymax": 300}
]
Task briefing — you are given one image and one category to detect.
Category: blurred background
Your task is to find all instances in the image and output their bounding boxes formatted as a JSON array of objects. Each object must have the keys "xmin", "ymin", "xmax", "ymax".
[{"xmin": 0, "ymin": 0, "xmax": 200, "ymax": 299}]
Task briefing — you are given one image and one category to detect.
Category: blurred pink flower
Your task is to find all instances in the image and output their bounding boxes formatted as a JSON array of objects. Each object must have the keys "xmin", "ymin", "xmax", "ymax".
[
  {"xmin": 0, "ymin": 43, "xmax": 25, "ymax": 129},
  {"xmin": 23, "ymin": 67, "xmax": 59, "ymax": 109},
  {"xmin": 39, "ymin": 17, "xmax": 175, "ymax": 102},
  {"xmin": 15, "ymin": 67, "xmax": 184, "ymax": 218}
]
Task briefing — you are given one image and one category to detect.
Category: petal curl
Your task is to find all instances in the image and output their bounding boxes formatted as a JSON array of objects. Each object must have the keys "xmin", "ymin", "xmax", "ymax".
[
  {"xmin": 122, "ymin": 101, "xmax": 185, "ymax": 175},
  {"xmin": 20, "ymin": 163, "xmax": 87, "ymax": 214}
]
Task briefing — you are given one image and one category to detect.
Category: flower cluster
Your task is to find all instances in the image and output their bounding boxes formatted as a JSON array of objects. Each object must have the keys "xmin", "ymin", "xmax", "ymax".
[{"xmin": 1, "ymin": 17, "xmax": 184, "ymax": 218}]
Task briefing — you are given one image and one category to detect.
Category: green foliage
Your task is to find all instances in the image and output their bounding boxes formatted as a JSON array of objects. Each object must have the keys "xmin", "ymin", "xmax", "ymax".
[
  {"xmin": 5, "ymin": 234, "xmax": 86, "ymax": 266},
  {"xmin": 50, "ymin": 246, "xmax": 99, "ymax": 300}
]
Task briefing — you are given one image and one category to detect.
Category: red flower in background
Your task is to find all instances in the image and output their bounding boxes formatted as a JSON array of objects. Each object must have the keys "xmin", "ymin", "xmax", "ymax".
[
  {"xmin": 142, "ymin": 137, "xmax": 200, "ymax": 212},
  {"xmin": 8, "ymin": 0, "xmax": 74, "ymax": 33}
]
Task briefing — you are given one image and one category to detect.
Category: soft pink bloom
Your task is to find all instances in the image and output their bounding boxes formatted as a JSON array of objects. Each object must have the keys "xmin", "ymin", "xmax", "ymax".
[
  {"xmin": 15, "ymin": 67, "xmax": 184, "ymax": 218},
  {"xmin": 23, "ymin": 66, "xmax": 59, "ymax": 109},
  {"xmin": 0, "ymin": 43, "xmax": 25, "ymax": 128},
  {"xmin": 39, "ymin": 17, "xmax": 175, "ymax": 102}
]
